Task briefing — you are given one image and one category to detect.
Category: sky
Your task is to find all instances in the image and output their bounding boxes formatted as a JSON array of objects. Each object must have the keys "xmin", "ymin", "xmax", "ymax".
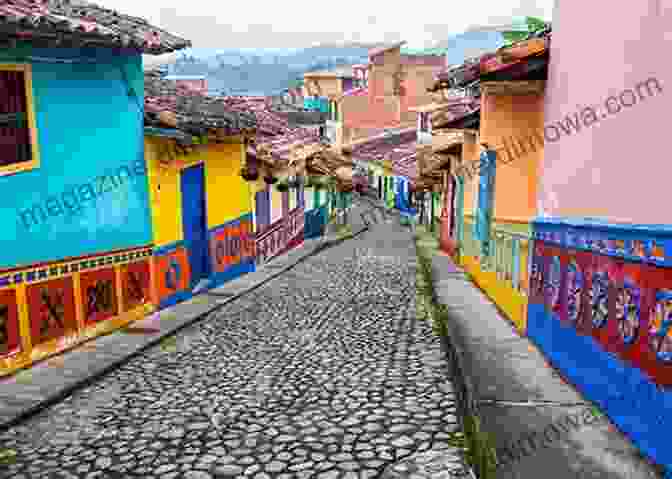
[{"xmin": 101, "ymin": 0, "xmax": 554, "ymax": 63}]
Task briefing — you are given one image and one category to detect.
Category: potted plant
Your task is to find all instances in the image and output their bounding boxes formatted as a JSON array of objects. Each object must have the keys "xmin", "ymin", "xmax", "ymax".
[
  {"xmin": 240, "ymin": 164, "xmax": 259, "ymax": 182},
  {"xmin": 276, "ymin": 181, "xmax": 289, "ymax": 192}
]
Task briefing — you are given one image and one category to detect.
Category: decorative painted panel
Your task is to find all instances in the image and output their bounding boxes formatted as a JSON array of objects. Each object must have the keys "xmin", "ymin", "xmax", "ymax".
[
  {"xmin": 255, "ymin": 207, "xmax": 305, "ymax": 266},
  {"xmin": 120, "ymin": 260, "xmax": 151, "ymax": 312},
  {"xmin": 210, "ymin": 215, "xmax": 255, "ymax": 273},
  {"xmin": 0, "ymin": 244, "xmax": 153, "ymax": 376},
  {"xmin": 80, "ymin": 268, "xmax": 119, "ymax": 325},
  {"xmin": 153, "ymin": 244, "xmax": 191, "ymax": 308},
  {"xmin": 27, "ymin": 276, "xmax": 77, "ymax": 346},
  {"xmin": 0, "ymin": 289, "xmax": 21, "ymax": 357},
  {"xmin": 529, "ymin": 218, "xmax": 672, "ymax": 475}
]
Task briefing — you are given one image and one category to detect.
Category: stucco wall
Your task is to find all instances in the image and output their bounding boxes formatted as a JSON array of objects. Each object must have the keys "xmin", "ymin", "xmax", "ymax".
[
  {"xmin": 540, "ymin": 0, "xmax": 671, "ymax": 224},
  {"xmin": 1, "ymin": 46, "xmax": 150, "ymax": 270},
  {"xmin": 481, "ymin": 93, "xmax": 544, "ymax": 222}
]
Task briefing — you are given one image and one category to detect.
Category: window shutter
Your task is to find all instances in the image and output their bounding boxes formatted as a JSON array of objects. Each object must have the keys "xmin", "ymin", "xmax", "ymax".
[{"xmin": 0, "ymin": 70, "xmax": 32, "ymax": 167}]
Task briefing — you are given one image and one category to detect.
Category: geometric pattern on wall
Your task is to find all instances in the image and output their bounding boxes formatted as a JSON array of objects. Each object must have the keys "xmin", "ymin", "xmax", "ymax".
[
  {"xmin": 79, "ymin": 267, "xmax": 119, "ymax": 326},
  {"xmin": 120, "ymin": 259, "xmax": 151, "ymax": 312},
  {"xmin": 532, "ymin": 223, "xmax": 672, "ymax": 387},
  {"xmin": 26, "ymin": 276, "xmax": 78, "ymax": 346},
  {"xmin": 209, "ymin": 215, "xmax": 255, "ymax": 273},
  {"xmin": 153, "ymin": 244, "xmax": 191, "ymax": 304},
  {"xmin": 0, "ymin": 288, "xmax": 21, "ymax": 357},
  {"xmin": 0, "ymin": 247, "xmax": 152, "ymax": 289}
]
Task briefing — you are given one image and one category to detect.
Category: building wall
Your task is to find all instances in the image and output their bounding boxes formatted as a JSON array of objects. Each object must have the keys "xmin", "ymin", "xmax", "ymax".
[
  {"xmin": 529, "ymin": 1, "xmax": 672, "ymax": 471},
  {"xmin": 0, "ymin": 46, "xmax": 152, "ymax": 376},
  {"xmin": 539, "ymin": 1, "xmax": 669, "ymax": 224},
  {"xmin": 145, "ymin": 137, "xmax": 254, "ymax": 307},
  {"xmin": 1, "ymin": 46, "xmax": 151, "ymax": 270},
  {"xmin": 481, "ymin": 92, "xmax": 544, "ymax": 223},
  {"xmin": 400, "ymin": 65, "xmax": 444, "ymax": 115}
]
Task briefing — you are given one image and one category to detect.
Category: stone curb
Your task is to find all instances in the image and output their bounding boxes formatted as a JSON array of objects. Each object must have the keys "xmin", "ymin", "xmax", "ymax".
[{"xmin": 0, "ymin": 224, "xmax": 369, "ymax": 434}]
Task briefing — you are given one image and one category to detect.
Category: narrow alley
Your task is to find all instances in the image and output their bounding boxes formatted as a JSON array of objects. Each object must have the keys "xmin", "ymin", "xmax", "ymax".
[{"xmin": 0, "ymin": 207, "xmax": 460, "ymax": 479}]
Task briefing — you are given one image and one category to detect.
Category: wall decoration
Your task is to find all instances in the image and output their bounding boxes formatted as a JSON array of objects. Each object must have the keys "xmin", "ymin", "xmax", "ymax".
[
  {"xmin": 121, "ymin": 260, "xmax": 150, "ymax": 312},
  {"xmin": 567, "ymin": 259, "xmax": 585, "ymax": 326},
  {"xmin": 545, "ymin": 253, "xmax": 563, "ymax": 316},
  {"xmin": 616, "ymin": 276, "xmax": 641, "ymax": 346},
  {"xmin": 80, "ymin": 268, "xmax": 118, "ymax": 325},
  {"xmin": 210, "ymin": 216, "xmax": 255, "ymax": 274},
  {"xmin": 153, "ymin": 245, "xmax": 191, "ymax": 306},
  {"xmin": 27, "ymin": 276, "xmax": 77, "ymax": 346},
  {"xmin": 530, "ymin": 243, "xmax": 547, "ymax": 304},
  {"xmin": 590, "ymin": 270, "xmax": 610, "ymax": 330},
  {"xmin": 0, "ymin": 289, "xmax": 20, "ymax": 357},
  {"xmin": 649, "ymin": 289, "xmax": 672, "ymax": 363}
]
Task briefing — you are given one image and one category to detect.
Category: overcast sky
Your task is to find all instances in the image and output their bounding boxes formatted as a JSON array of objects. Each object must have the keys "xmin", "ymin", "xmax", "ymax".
[{"xmin": 104, "ymin": 0, "xmax": 554, "ymax": 60}]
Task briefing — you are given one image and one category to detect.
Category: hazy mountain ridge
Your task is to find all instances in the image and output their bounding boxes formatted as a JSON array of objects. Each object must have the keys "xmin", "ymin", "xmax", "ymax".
[{"xmin": 162, "ymin": 43, "xmax": 381, "ymax": 95}]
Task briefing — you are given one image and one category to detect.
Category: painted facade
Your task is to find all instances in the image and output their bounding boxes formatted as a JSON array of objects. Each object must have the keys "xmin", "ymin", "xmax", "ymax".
[
  {"xmin": 144, "ymin": 137, "xmax": 256, "ymax": 309},
  {"xmin": 528, "ymin": 1, "xmax": 672, "ymax": 472},
  {"xmin": 0, "ymin": 40, "xmax": 184, "ymax": 375},
  {"xmin": 460, "ymin": 89, "xmax": 543, "ymax": 332}
]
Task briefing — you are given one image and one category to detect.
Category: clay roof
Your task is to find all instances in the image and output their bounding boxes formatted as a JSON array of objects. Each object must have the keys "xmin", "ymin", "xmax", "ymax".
[
  {"xmin": 221, "ymin": 96, "xmax": 323, "ymax": 166},
  {"xmin": 0, "ymin": 0, "xmax": 190, "ymax": 54},
  {"xmin": 350, "ymin": 128, "xmax": 417, "ymax": 163},
  {"xmin": 144, "ymin": 71, "xmax": 256, "ymax": 135}
]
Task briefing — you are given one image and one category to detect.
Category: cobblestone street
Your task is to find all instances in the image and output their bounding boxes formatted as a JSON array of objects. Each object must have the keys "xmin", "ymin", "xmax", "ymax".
[{"xmin": 0, "ymin": 216, "xmax": 459, "ymax": 479}]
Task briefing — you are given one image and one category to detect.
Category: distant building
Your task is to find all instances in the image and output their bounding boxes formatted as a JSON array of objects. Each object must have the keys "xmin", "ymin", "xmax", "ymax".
[{"xmin": 163, "ymin": 75, "xmax": 208, "ymax": 94}]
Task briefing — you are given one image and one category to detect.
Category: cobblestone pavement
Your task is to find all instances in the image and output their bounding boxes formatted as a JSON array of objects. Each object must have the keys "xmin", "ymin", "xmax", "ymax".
[{"xmin": 0, "ymin": 217, "xmax": 459, "ymax": 479}]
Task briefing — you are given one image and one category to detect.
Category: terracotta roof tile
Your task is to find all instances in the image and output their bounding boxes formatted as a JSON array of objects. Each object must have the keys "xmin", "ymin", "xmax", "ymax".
[
  {"xmin": 144, "ymin": 71, "xmax": 256, "ymax": 135},
  {"xmin": 0, "ymin": 0, "xmax": 190, "ymax": 54}
]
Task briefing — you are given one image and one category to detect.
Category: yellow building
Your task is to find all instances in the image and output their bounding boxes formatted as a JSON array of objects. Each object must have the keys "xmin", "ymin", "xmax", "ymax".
[{"xmin": 143, "ymin": 72, "xmax": 259, "ymax": 308}]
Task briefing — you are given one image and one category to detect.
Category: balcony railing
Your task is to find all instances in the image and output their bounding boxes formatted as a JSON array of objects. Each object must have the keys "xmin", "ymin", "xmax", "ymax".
[{"xmin": 463, "ymin": 218, "xmax": 531, "ymax": 295}]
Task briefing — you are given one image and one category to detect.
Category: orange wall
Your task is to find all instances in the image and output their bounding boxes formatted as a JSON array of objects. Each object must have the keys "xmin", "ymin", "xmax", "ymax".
[{"xmin": 480, "ymin": 92, "xmax": 544, "ymax": 222}]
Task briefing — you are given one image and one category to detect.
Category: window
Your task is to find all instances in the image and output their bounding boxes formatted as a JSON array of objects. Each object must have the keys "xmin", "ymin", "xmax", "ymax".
[{"xmin": 0, "ymin": 65, "xmax": 39, "ymax": 176}]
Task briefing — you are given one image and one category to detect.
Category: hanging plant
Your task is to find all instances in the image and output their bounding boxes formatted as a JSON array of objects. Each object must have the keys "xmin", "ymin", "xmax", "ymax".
[
  {"xmin": 264, "ymin": 175, "xmax": 278, "ymax": 185},
  {"xmin": 240, "ymin": 165, "xmax": 259, "ymax": 181}
]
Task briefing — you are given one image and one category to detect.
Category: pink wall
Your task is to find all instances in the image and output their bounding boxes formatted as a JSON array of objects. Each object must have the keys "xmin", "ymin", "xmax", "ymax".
[{"xmin": 540, "ymin": 0, "xmax": 671, "ymax": 224}]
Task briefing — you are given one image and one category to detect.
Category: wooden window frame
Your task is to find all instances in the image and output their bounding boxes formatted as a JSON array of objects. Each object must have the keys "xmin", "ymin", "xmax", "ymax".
[{"xmin": 0, "ymin": 64, "xmax": 40, "ymax": 177}]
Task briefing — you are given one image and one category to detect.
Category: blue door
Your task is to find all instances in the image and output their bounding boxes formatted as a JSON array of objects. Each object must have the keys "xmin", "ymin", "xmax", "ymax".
[{"xmin": 180, "ymin": 164, "xmax": 209, "ymax": 287}]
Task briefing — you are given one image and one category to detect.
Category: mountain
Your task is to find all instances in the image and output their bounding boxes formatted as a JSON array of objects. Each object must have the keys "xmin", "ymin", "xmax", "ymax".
[
  {"xmin": 433, "ymin": 30, "xmax": 508, "ymax": 66},
  {"xmin": 157, "ymin": 43, "xmax": 381, "ymax": 96}
]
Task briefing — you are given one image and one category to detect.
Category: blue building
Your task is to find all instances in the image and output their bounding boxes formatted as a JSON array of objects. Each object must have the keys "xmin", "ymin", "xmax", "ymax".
[{"xmin": 0, "ymin": 0, "xmax": 189, "ymax": 375}]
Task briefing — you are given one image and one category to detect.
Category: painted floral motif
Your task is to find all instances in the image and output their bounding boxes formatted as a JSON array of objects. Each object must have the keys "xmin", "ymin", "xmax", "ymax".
[
  {"xmin": 645, "ymin": 240, "xmax": 665, "ymax": 263},
  {"xmin": 545, "ymin": 256, "xmax": 562, "ymax": 313},
  {"xmin": 590, "ymin": 271, "xmax": 610, "ymax": 328},
  {"xmin": 616, "ymin": 277, "xmax": 640, "ymax": 345},
  {"xmin": 649, "ymin": 290, "xmax": 672, "ymax": 363},
  {"xmin": 567, "ymin": 260, "xmax": 584, "ymax": 325},
  {"xmin": 530, "ymin": 254, "xmax": 545, "ymax": 300},
  {"xmin": 632, "ymin": 240, "xmax": 646, "ymax": 258}
]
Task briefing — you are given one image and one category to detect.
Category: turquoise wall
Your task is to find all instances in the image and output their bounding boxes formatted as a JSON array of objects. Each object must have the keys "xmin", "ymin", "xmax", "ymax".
[{"xmin": 0, "ymin": 45, "xmax": 152, "ymax": 270}]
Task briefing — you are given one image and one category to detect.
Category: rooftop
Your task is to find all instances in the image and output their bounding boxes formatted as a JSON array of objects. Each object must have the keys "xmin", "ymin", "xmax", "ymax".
[
  {"xmin": 144, "ymin": 70, "xmax": 256, "ymax": 136},
  {"xmin": 0, "ymin": 0, "xmax": 190, "ymax": 54}
]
